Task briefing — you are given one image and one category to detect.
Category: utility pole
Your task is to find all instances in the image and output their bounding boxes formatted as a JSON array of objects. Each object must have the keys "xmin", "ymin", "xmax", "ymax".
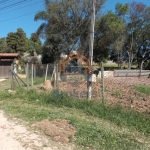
[{"xmin": 87, "ymin": 0, "xmax": 96, "ymax": 100}]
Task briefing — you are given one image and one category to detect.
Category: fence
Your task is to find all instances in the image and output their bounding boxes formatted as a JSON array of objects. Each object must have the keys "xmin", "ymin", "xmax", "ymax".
[
  {"xmin": 19, "ymin": 52, "xmax": 106, "ymax": 101},
  {"xmin": 25, "ymin": 63, "xmax": 54, "ymax": 87},
  {"xmin": 21, "ymin": 62, "xmax": 105, "ymax": 101}
]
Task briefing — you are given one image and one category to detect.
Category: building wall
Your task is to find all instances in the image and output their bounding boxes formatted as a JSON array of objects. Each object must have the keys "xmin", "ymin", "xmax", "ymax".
[{"xmin": 0, "ymin": 60, "xmax": 12, "ymax": 78}]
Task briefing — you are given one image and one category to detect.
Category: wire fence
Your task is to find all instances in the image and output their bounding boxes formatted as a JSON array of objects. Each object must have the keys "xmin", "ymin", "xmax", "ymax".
[
  {"xmin": 25, "ymin": 63, "xmax": 54, "ymax": 86},
  {"xmin": 11, "ymin": 61, "xmax": 104, "ymax": 101}
]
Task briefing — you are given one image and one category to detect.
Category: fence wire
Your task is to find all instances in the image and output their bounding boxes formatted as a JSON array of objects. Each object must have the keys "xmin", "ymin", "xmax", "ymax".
[{"xmin": 25, "ymin": 63, "xmax": 54, "ymax": 86}]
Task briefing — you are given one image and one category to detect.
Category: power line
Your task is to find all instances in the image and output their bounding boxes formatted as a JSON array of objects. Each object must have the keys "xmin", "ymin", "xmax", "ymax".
[
  {"xmin": 0, "ymin": 11, "xmax": 40, "ymax": 23},
  {"xmin": 0, "ymin": 1, "xmax": 43, "ymax": 15},
  {"xmin": 0, "ymin": 0, "xmax": 30, "ymax": 11},
  {"xmin": 0, "ymin": 0, "xmax": 31, "ymax": 11}
]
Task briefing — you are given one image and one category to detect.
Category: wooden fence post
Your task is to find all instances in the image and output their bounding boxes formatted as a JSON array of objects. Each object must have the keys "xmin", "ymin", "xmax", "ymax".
[
  {"xmin": 45, "ymin": 64, "xmax": 48, "ymax": 81},
  {"xmin": 11, "ymin": 63, "xmax": 14, "ymax": 90},
  {"xmin": 34, "ymin": 64, "xmax": 36, "ymax": 80},
  {"xmin": 26, "ymin": 63, "xmax": 29, "ymax": 91},
  {"xmin": 56, "ymin": 62, "xmax": 59, "ymax": 92},
  {"xmin": 101, "ymin": 62, "xmax": 105, "ymax": 103},
  {"xmin": 31, "ymin": 64, "xmax": 33, "ymax": 86}
]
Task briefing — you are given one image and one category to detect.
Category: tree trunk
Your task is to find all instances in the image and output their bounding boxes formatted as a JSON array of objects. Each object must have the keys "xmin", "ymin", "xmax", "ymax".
[
  {"xmin": 117, "ymin": 53, "xmax": 120, "ymax": 68},
  {"xmin": 128, "ymin": 57, "xmax": 131, "ymax": 69},
  {"xmin": 140, "ymin": 61, "xmax": 144, "ymax": 71}
]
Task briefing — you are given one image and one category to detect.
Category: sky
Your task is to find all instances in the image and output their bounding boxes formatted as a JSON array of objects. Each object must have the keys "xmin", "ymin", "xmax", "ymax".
[{"xmin": 0, "ymin": 0, "xmax": 150, "ymax": 40}]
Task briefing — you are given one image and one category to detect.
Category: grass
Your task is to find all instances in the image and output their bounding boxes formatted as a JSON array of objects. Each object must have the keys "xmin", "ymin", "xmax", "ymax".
[
  {"xmin": 0, "ymin": 76, "xmax": 50, "ymax": 90},
  {"xmin": 134, "ymin": 85, "xmax": 150, "ymax": 96},
  {"xmin": 33, "ymin": 77, "xmax": 45, "ymax": 85},
  {"xmin": 114, "ymin": 90, "xmax": 122, "ymax": 97},
  {"xmin": 0, "ymin": 83, "xmax": 150, "ymax": 150},
  {"xmin": 0, "ymin": 79, "xmax": 11, "ymax": 91}
]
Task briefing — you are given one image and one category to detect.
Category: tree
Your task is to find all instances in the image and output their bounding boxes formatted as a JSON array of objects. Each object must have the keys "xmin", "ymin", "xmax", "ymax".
[
  {"xmin": 30, "ymin": 33, "xmax": 42, "ymax": 46},
  {"xmin": 93, "ymin": 9, "xmax": 126, "ymax": 64},
  {"xmin": 94, "ymin": 1, "xmax": 150, "ymax": 71},
  {"xmin": 136, "ymin": 23, "xmax": 150, "ymax": 70},
  {"xmin": 0, "ymin": 37, "xmax": 7, "ymax": 52},
  {"xmin": 124, "ymin": 2, "xmax": 150, "ymax": 69},
  {"xmin": 26, "ymin": 33, "xmax": 43, "ymax": 55},
  {"xmin": 113, "ymin": 34, "xmax": 126, "ymax": 68},
  {"xmin": 34, "ymin": 0, "xmax": 106, "ymax": 61},
  {"xmin": 6, "ymin": 28, "xmax": 27, "ymax": 54}
]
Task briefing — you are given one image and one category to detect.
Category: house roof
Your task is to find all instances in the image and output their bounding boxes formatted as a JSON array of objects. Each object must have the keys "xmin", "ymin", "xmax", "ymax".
[{"xmin": 0, "ymin": 53, "xmax": 19, "ymax": 57}]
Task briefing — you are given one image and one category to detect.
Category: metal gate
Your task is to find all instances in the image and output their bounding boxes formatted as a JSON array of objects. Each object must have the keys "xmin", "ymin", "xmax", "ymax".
[{"xmin": 59, "ymin": 52, "xmax": 100, "ymax": 100}]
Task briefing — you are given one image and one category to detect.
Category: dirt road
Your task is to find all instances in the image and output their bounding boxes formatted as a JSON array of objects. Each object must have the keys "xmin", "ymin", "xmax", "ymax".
[{"xmin": 0, "ymin": 110, "xmax": 76, "ymax": 150}]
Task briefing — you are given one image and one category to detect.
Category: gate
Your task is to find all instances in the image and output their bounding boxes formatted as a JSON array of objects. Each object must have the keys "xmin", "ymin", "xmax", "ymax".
[{"xmin": 59, "ymin": 52, "xmax": 100, "ymax": 100}]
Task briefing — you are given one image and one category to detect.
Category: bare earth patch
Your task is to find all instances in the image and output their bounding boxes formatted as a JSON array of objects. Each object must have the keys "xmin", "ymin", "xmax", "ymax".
[
  {"xmin": 104, "ymin": 77, "xmax": 150, "ymax": 114},
  {"xmin": 36, "ymin": 77, "xmax": 150, "ymax": 115},
  {"xmin": 0, "ymin": 110, "xmax": 77, "ymax": 150},
  {"xmin": 58, "ymin": 76, "xmax": 150, "ymax": 115},
  {"xmin": 31, "ymin": 119, "xmax": 76, "ymax": 143}
]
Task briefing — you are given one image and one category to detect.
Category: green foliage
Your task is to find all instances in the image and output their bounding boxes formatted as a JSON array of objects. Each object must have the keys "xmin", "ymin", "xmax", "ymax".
[
  {"xmin": 93, "ymin": 10, "xmax": 126, "ymax": 63},
  {"xmin": 6, "ymin": 28, "xmax": 27, "ymax": 54},
  {"xmin": 125, "ymin": 2, "xmax": 150, "ymax": 69},
  {"xmin": 105, "ymin": 11, "xmax": 126, "ymax": 33},
  {"xmin": 0, "ymin": 37, "xmax": 8, "ymax": 52},
  {"xmin": 26, "ymin": 33, "xmax": 43, "ymax": 55},
  {"xmin": 115, "ymin": 3, "xmax": 129, "ymax": 16},
  {"xmin": 35, "ymin": 0, "xmax": 106, "ymax": 58},
  {"xmin": 134, "ymin": 85, "xmax": 150, "ymax": 96},
  {"xmin": 103, "ymin": 58, "xmax": 108, "ymax": 63},
  {"xmin": 26, "ymin": 39, "xmax": 42, "ymax": 55},
  {"xmin": 30, "ymin": 33, "xmax": 42, "ymax": 46},
  {"xmin": 94, "ymin": 1, "xmax": 150, "ymax": 69}
]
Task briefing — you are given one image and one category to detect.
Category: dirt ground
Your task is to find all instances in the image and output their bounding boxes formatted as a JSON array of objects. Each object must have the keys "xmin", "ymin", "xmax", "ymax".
[
  {"xmin": 104, "ymin": 77, "xmax": 150, "ymax": 114},
  {"xmin": 0, "ymin": 79, "xmax": 6, "ymax": 82},
  {"xmin": 0, "ymin": 110, "xmax": 77, "ymax": 150},
  {"xmin": 58, "ymin": 76, "xmax": 150, "ymax": 115},
  {"xmin": 1, "ymin": 76, "xmax": 149, "ymax": 150}
]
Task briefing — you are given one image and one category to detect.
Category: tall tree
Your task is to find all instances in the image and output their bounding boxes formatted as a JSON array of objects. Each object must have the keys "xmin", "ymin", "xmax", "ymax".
[
  {"xmin": 27, "ymin": 33, "xmax": 43, "ymax": 55},
  {"xmin": 94, "ymin": 1, "xmax": 150, "ymax": 71},
  {"xmin": 34, "ymin": 0, "xmax": 105, "ymax": 61},
  {"xmin": 30, "ymin": 33, "xmax": 42, "ymax": 46},
  {"xmin": 0, "ymin": 37, "xmax": 7, "ymax": 52},
  {"xmin": 125, "ymin": 2, "xmax": 150, "ymax": 69},
  {"xmin": 93, "ymin": 9, "xmax": 126, "ymax": 63},
  {"xmin": 6, "ymin": 28, "xmax": 27, "ymax": 54}
]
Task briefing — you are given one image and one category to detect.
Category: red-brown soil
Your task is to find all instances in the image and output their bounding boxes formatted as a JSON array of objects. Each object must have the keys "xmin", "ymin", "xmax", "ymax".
[
  {"xmin": 58, "ymin": 77, "xmax": 150, "ymax": 114},
  {"xmin": 31, "ymin": 119, "xmax": 76, "ymax": 144}
]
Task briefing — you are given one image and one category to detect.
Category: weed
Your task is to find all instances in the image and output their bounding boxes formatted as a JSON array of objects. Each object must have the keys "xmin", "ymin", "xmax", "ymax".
[
  {"xmin": 114, "ymin": 90, "xmax": 121, "ymax": 97},
  {"xmin": 134, "ymin": 85, "xmax": 150, "ymax": 96}
]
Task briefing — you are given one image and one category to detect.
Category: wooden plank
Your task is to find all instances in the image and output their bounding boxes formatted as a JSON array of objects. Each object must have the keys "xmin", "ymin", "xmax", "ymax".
[{"xmin": 0, "ymin": 65, "xmax": 11, "ymax": 78}]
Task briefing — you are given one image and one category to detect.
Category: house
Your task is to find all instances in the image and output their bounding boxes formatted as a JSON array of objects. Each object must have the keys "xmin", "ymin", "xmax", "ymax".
[{"xmin": 0, "ymin": 53, "xmax": 20, "ymax": 78}]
